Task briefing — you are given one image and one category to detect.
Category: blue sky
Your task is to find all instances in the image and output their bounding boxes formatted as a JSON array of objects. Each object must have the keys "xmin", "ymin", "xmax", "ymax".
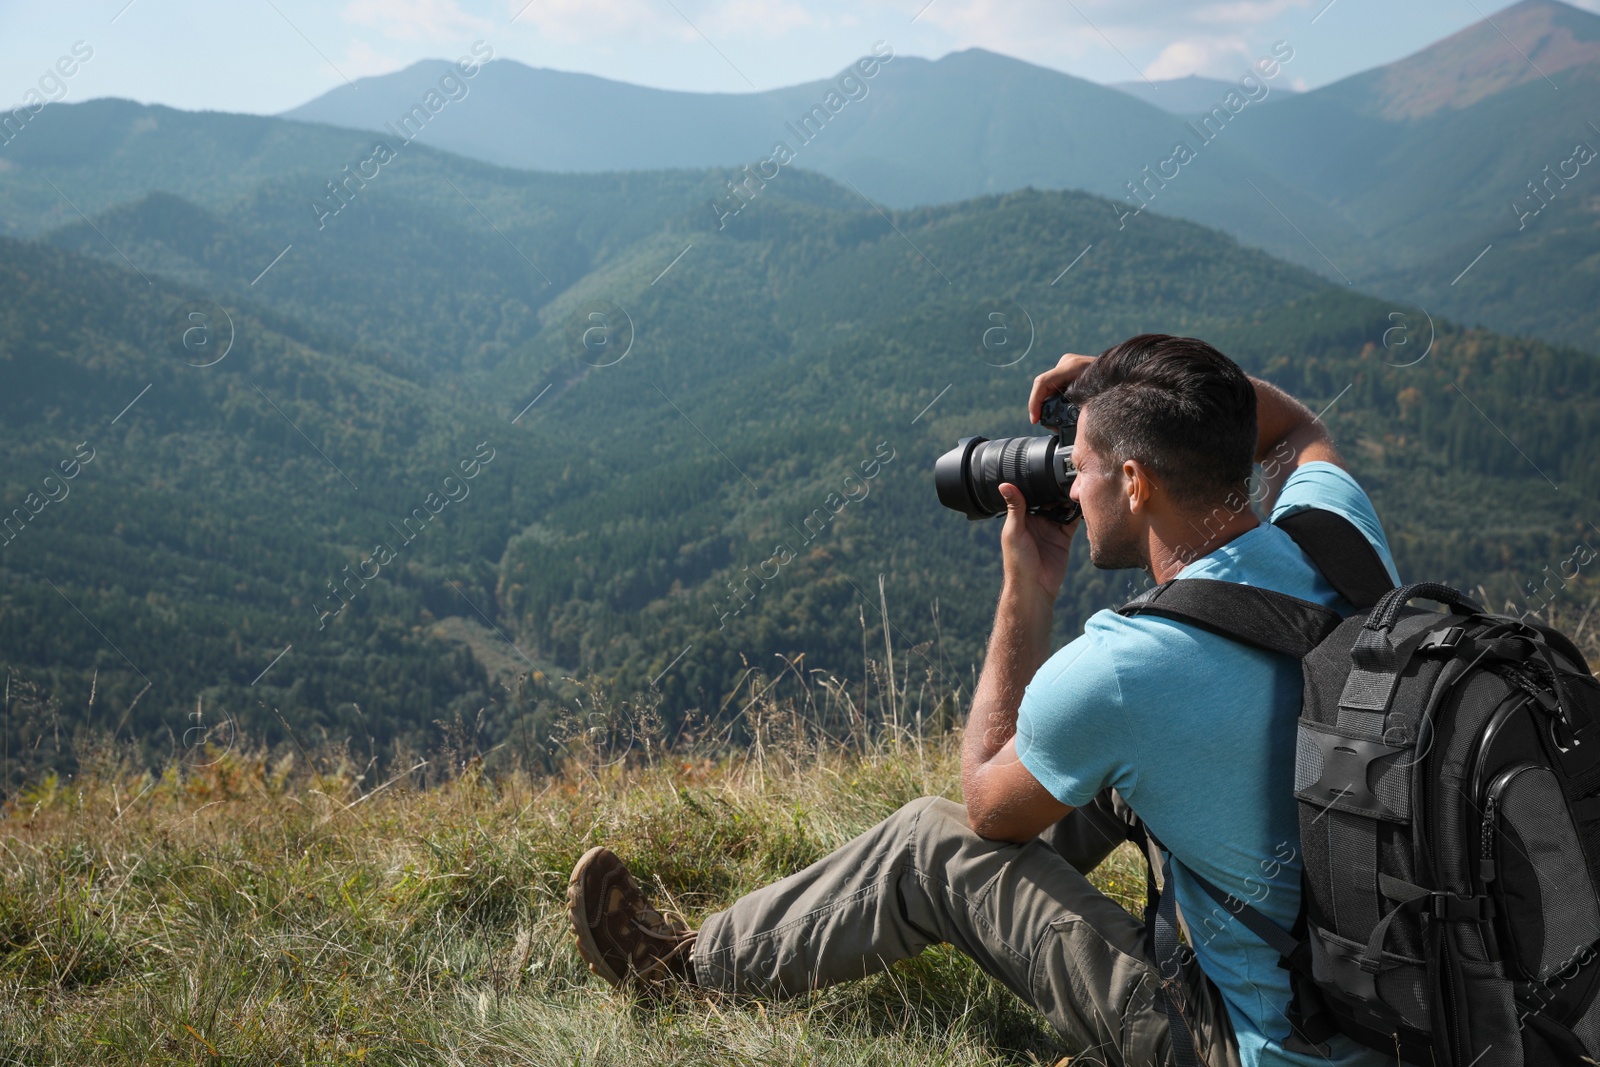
[{"xmin": 1, "ymin": 0, "xmax": 1583, "ymax": 115}]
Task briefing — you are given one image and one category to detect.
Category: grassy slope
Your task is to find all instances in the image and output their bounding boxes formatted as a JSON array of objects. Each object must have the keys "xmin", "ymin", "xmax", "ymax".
[
  {"xmin": 0, "ymin": 687, "xmax": 1146, "ymax": 1065},
  {"xmin": 12, "ymin": 636, "xmax": 1594, "ymax": 1067}
]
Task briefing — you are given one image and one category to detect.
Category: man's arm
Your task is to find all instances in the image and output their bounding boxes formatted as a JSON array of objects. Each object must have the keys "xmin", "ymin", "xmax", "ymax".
[
  {"xmin": 961, "ymin": 484, "xmax": 1074, "ymax": 842},
  {"xmin": 1251, "ymin": 376, "xmax": 1347, "ymax": 509}
]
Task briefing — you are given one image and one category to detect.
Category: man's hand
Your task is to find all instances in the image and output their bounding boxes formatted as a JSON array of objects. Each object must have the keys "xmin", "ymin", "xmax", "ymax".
[
  {"xmin": 998, "ymin": 483, "xmax": 1078, "ymax": 604},
  {"xmin": 965, "ymin": 487, "xmax": 1077, "ymax": 843},
  {"xmin": 959, "ymin": 359, "xmax": 1091, "ymax": 843},
  {"xmin": 1028, "ymin": 352, "xmax": 1096, "ymax": 424}
]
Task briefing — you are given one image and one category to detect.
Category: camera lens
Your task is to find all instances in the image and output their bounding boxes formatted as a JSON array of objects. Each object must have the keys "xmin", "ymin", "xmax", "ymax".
[{"xmin": 934, "ymin": 435, "xmax": 1078, "ymax": 522}]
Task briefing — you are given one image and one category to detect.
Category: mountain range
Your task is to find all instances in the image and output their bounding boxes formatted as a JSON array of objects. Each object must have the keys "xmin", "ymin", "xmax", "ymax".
[
  {"xmin": 4, "ymin": 121, "xmax": 1598, "ymax": 777},
  {"xmin": 0, "ymin": 4, "xmax": 1596, "ymax": 786},
  {"xmin": 281, "ymin": 0, "xmax": 1600, "ymax": 356}
]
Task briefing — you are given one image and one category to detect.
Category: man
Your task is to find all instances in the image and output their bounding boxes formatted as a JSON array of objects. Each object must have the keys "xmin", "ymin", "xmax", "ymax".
[{"xmin": 567, "ymin": 335, "xmax": 1396, "ymax": 1067}]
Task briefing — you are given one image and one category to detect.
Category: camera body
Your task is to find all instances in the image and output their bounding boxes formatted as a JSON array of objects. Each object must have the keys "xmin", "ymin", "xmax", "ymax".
[
  {"xmin": 933, "ymin": 394, "xmax": 1082, "ymax": 525},
  {"xmin": 1037, "ymin": 393, "xmax": 1079, "ymax": 437}
]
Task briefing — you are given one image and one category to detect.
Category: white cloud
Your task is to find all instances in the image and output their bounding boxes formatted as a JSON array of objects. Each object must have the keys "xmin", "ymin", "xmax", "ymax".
[
  {"xmin": 879, "ymin": 0, "xmax": 1302, "ymax": 80},
  {"xmin": 1144, "ymin": 35, "xmax": 1251, "ymax": 79},
  {"xmin": 342, "ymin": 0, "xmax": 494, "ymax": 42}
]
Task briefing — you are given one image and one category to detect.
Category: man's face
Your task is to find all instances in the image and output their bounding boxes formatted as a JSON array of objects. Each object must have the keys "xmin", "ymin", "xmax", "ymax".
[{"xmin": 1068, "ymin": 406, "xmax": 1147, "ymax": 572}]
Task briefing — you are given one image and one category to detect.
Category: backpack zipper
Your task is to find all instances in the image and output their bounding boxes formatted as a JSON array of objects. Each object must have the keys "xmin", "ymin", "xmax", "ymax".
[
  {"xmin": 1465, "ymin": 694, "xmax": 1529, "ymax": 870},
  {"xmin": 1434, "ymin": 672, "xmax": 1520, "ymax": 1060},
  {"xmin": 1479, "ymin": 791, "xmax": 1497, "ymax": 885},
  {"xmin": 1470, "ymin": 696, "xmax": 1532, "ymax": 889},
  {"xmin": 1480, "ymin": 763, "xmax": 1540, "ymax": 978},
  {"xmin": 1480, "ymin": 765, "xmax": 1537, "ymax": 878}
]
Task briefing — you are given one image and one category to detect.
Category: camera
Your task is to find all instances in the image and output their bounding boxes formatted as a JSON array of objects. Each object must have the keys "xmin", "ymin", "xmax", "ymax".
[{"xmin": 933, "ymin": 393, "xmax": 1081, "ymax": 524}]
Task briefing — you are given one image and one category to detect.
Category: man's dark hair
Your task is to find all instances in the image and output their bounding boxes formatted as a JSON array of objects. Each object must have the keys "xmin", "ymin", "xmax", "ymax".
[{"xmin": 1065, "ymin": 334, "xmax": 1256, "ymax": 506}]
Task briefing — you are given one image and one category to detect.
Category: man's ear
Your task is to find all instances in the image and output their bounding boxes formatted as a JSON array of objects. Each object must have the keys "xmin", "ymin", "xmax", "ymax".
[{"xmin": 1123, "ymin": 457, "xmax": 1154, "ymax": 514}]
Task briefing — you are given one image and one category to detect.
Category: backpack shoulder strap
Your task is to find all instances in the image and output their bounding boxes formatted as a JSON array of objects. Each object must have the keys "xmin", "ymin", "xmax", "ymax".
[
  {"xmin": 1118, "ymin": 578, "xmax": 1341, "ymax": 660},
  {"xmin": 1273, "ymin": 507, "xmax": 1395, "ymax": 611}
]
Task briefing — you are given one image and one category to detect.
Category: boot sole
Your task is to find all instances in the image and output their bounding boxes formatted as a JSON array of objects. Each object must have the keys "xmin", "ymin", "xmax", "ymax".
[{"xmin": 567, "ymin": 845, "xmax": 626, "ymax": 988}]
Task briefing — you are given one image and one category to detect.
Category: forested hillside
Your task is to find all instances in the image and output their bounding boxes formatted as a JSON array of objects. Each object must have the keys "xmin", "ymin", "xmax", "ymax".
[
  {"xmin": 0, "ymin": 237, "xmax": 558, "ymax": 790},
  {"xmin": 3, "ymin": 118, "xmax": 1597, "ymax": 791},
  {"xmin": 478, "ymin": 190, "xmax": 1600, "ymax": 726}
]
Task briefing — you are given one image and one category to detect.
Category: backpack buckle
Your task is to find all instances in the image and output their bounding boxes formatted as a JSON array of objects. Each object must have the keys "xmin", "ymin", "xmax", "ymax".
[
  {"xmin": 1295, "ymin": 724, "xmax": 1410, "ymax": 821},
  {"xmin": 1432, "ymin": 892, "xmax": 1494, "ymax": 921},
  {"xmin": 1418, "ymin": 626, "xmax": 1466, "ymax": 654}
]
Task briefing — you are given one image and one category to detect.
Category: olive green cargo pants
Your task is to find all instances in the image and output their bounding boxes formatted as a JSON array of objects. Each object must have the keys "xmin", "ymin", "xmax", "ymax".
[{"xmin": 691, "ymin": 792, "xmax": 1241, "ymax": 1067}]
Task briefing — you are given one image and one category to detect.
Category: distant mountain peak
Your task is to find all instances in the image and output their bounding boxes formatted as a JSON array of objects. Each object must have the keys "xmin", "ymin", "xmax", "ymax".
[
  {"xmin": 1355, "ymin": 0, "xmax": 1600, "ymax": 118},
  {"xmin": 1110, "ymin": 74, "xmax": 1294, "ymax": 114}
]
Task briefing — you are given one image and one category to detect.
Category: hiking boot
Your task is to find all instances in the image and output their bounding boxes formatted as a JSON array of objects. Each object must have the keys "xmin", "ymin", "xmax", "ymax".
[{"xmin": 567, "ymin": 845, "xmax": 696, "ymax": 989}]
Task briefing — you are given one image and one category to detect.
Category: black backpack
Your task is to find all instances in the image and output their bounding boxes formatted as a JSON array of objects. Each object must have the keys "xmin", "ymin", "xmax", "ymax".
[{"xmin": 1118, "ymin": 508, "xmax": 1600, "ymax": 1066}]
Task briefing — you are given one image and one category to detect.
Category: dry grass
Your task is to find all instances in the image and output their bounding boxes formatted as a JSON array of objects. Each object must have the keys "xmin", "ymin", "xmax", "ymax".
[
  {"xmin": 6, "ymin": 589, "xmax": 1590, "ymax": 1067},
  {"xmin": 0, "ymin": 675, "xmax": 1146, "ymax": 1067}
]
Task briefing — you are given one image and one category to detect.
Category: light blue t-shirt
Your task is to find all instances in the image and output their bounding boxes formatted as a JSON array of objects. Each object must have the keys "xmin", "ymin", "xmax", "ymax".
[{"xmin": 1015, "ymin": 462, "xmax": 1400, "ymax": 1067}]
